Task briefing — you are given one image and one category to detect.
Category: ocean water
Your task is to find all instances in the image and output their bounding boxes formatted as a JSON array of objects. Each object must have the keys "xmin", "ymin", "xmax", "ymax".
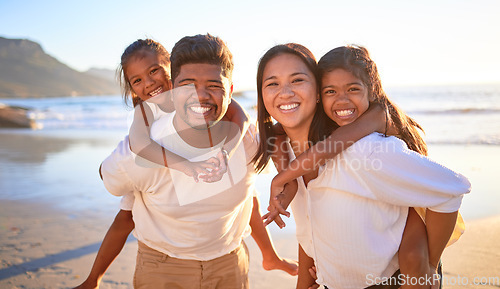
[
  {"xmin": 1, "ymin": 83, "xmax": 499, "ymax": 145},
  {"xmin": 1, "ymin": 84, "xmax": 499, "ymax": 223}
]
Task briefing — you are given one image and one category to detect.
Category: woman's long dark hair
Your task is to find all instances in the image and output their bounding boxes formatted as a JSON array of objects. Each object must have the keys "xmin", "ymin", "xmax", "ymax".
[
  {"xmin": 253, "ymin": 43, "xmax": 334, "ymax": 172},
  {"xmin": 318, "ymin": 45, "xmax": 427, "ymax": 155}
]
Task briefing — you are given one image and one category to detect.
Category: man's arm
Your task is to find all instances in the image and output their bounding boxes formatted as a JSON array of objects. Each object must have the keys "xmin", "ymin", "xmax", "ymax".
[{"xmin": 100, "ymin": 138, "xmax": 136, "ymax": 197}]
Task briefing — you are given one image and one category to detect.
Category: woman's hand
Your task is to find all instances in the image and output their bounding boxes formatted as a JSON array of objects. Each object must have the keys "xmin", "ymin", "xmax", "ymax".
[{"xmin": 308, "ymin": 266, "xmax": 320, "ymax": 289}]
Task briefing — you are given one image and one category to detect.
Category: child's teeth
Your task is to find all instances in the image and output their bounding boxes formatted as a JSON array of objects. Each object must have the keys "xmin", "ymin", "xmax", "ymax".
[
  {"xmin": 150, "ymin": 87, "xmax": 162, "ymax": 96},
  {"xmin": 336, "ymin": 109, "xmax": 354, "ymax": 116}
]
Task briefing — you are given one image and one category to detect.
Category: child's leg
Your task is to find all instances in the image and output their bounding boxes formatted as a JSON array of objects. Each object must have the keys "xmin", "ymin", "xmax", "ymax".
[
  {"xmin": 399, "ymin": 207, "xmax": 430, "ymax": 289},
  {"xmin": 249, "ymin": 197, "xmax": 298, "ymax": 276},
  {"xmin": 73, "ymin": 210, "xmax": 134, "ymax": 289}
]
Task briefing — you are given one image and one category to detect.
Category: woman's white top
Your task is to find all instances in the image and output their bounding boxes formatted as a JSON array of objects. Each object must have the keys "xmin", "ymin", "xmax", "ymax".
[{"xmin": 289, "ymin": 133, "xmax": 471, "ymax": 289}]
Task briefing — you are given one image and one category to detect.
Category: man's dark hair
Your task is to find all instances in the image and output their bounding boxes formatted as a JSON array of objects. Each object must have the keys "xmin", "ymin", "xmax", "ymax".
[{"xmin": 170, "ymin": 33, "xmax": 234, "ymax": 82}]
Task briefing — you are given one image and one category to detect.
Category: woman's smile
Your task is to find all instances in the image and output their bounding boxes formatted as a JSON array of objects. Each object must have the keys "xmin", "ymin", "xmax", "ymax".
[{"xmin": 278, "ymin": 102, "xmax": 300, "ymax": 113}]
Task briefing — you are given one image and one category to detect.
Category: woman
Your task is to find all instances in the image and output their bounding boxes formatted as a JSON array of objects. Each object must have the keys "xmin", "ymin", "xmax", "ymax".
[{"xmin": 253, "ymin": 44, "xmax": 470, "ymax": 289}]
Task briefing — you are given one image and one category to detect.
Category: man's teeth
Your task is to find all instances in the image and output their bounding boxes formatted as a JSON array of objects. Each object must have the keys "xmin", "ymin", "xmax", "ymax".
[
  {"xmin": 189, "ymin": 106, "xmax": 211, "ymax": 114},
  {"xmin": 336, "ymin": 109, "xmax": 354, "ymax": 117},
  {"xmin": 149, "ymin": 87, "xmax": 163, "ymax": 97},
  {"xmin": 279, "ymin": 103, "xmax": 299, "ymax": 110}
]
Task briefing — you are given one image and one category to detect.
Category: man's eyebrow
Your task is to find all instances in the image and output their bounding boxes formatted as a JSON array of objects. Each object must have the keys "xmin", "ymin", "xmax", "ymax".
[
  {"xmin": 177, "ymin": 79, "xmax": 223, "ymax": 84},
  {"xmin": 178, "ymin": 78, "xmax": 196, "ymax": 83}
]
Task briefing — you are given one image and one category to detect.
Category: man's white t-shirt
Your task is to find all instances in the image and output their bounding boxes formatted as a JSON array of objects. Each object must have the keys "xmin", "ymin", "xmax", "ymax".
[{"xmin": 102, "ymin": 112, "xmax": 259, "ymax": 261}]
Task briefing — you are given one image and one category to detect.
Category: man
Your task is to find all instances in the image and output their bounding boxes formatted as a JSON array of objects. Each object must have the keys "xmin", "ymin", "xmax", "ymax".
[{"xmin": 100, "ymin": 34, "xmax": 258, "ymax": 288}]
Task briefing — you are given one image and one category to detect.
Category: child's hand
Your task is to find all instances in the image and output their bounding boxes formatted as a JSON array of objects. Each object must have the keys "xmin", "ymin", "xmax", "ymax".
[
  {"xmin": 263, "ymin": 179, "xmax": 296, "ymax": 228},
  {"xmin": 199, "ymin": 150, "xmax": 228, "ymax": 183},
  {"xmin": 180, "ymin": 159, "xmax": 219, "ymax": 183},
  {"xmin": 262, "ymin": 206, "xmax": 286, "ymax": 229}
]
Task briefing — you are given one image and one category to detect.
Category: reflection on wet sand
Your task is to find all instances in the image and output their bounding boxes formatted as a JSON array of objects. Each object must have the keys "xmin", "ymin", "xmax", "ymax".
[{"xmin": 0, "ymin": 130, "xmax": 121, "ymax": 164}]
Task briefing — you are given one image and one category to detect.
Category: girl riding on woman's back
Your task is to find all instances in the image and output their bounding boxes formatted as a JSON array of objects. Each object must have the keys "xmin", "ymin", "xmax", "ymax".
[{"xmin": 258, "ymin": 44, "xmax": 469, "ymax": 289}]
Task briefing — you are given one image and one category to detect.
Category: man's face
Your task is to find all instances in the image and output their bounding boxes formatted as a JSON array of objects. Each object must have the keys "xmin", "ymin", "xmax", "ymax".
[{"xmin": 172, "ymin": 63, "xmax": 233, "ymax": 130}]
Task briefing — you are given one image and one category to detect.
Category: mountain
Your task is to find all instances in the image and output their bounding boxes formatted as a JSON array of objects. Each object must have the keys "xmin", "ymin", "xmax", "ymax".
[
  {"xmin": 85, "ymin": 67, "xmax": 117, "ymax": 82},
  {"xmin": 0, "ymin": 37, "xmax": 120, "ymax": 98}
]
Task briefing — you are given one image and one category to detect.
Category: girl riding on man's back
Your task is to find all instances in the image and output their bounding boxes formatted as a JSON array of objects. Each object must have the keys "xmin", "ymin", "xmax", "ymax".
[
  {"xmin": 121, "ymin": 39, "xmax": 249, "ymax": 182},
  {"xmin": 73, "ymin": 39, "xmax": 298, "ymax": 289}
]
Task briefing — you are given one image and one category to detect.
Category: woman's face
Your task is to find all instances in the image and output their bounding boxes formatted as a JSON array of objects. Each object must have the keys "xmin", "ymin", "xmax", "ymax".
[
  {"xmin": 262, "ymin": 53, "xmax": 317, "ymax": 133},
  {"xmin": 321, "ymin": 68, "xmax": 370, "ymax": 126}
]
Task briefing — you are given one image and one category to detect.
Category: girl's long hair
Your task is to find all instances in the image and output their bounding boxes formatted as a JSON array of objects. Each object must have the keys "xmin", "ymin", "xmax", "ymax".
[{"xmin": 318, "ymin": 45, "xmax": 427, "ymax": 155}]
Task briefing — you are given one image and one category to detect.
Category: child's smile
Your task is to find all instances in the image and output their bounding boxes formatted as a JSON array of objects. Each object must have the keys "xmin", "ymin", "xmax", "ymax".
[{"xmin": 321, "ymin": 68, "xmax": 371, "ymax": 126}]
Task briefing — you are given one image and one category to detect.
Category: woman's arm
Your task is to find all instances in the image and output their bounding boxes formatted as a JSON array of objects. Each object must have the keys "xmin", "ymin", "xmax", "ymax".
[
  {"xmin": 73, "ymin": 210, "xmax": 134, "ymax": 289},
  {"xmin": 296, "ymin": 245, "xmax": 317, "ymax": 289}
]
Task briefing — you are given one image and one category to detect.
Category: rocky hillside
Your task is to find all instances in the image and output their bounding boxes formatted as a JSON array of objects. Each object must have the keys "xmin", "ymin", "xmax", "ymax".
[{"xmin": 0, "ymin": 37, "xmax": 119, "ymax": 98}]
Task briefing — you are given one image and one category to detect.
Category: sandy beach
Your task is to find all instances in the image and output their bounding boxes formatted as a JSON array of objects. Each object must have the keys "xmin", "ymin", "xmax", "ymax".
[{"xmin": 0, "ymin": 130, "xmax": 499, "ymax": 289}]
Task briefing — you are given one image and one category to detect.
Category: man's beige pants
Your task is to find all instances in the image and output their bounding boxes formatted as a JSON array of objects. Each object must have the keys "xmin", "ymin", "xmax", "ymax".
[{"xmin": 134, "ymin": 241, "xmax": 249, "ymax": 289}]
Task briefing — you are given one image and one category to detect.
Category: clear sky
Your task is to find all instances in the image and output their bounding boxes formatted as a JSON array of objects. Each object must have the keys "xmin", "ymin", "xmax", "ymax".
[{"xmin": 1, "ymin": 0, "xmax": 499, "ymax": 90}]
